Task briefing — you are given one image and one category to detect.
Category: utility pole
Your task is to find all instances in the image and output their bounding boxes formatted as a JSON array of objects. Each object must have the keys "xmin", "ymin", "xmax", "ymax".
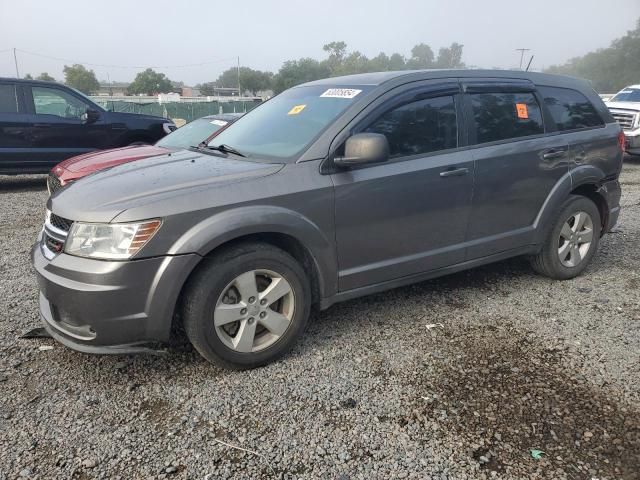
[
  {"xmin": 13, "ymin": 48, "xmax": 19, "ymax": 78},
  {"xmin": 515, "ymin": 48, "xmax": 530, "ymax": 70},
  {"xmin": 236, "ymin": 56, "xmax": 241, "ymax": 98}
]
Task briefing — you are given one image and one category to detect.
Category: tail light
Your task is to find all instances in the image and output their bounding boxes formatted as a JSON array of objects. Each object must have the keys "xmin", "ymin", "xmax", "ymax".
[{"xmin": 618, "ymin": 131, "xmax": 626, "ymax": 152}]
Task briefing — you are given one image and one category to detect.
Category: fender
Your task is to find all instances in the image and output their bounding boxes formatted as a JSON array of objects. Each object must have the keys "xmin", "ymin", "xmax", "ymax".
[
  {"xmin": 167, "ymin": 205, "xmax": 337, "ymax": 299},
  {"xmin": 532, "ymin": 165, "xmax": 607, "ymax": 245}
]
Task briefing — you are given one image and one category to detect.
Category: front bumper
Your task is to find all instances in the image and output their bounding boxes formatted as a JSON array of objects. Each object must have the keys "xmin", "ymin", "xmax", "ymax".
[{"xmin": 31, "ymin": 239, "xmax": 199, "ymax": 354}]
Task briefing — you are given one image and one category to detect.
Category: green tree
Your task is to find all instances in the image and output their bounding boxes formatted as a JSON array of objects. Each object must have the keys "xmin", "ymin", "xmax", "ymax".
[
  {"xmin": 63, "ymin": 64, "xmax": 100, "ymax": 94},
  {"xmin": 546, "ymin": 19, "xmax": 640, "ymax": 92},
  {"xmin": 272, "ymin": 58, "xmax": 331, "ymax": 93},
  {"xmin": 388, "ymin": 53, "xmax": 406, "ymax": 70},
  {"xmin": 407, "ymin": 43, "xmax": 435, "ymax": 69},
  {"xmin": 24, "ymin": 73, "xmax": 33, "ymax": 79},
  {"xmin": 127, "ymin": 68, "xmax": 174, "ymax": 95},
  {"xmin": 215, "ymin": 67, "xmax": 273, "ymax": 95},
  {"xmin": 197, "ymin": 81, "xmax": 216, "ymax": 96},
  {"xmin": 434, "ymin": 43, "xmax": 465, "ymax": 68},
  {"xmin": 36, "ymin": 72, "xmax": 55, "ymax": 82},
  {"xmin": 323, "ymin": 41, "xmax": 348, "ymax": 74}
]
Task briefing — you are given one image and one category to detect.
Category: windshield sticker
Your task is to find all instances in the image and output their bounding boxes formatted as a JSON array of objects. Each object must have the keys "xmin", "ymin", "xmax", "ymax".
[
  {"xmin": 288, "ymin": 104, "xmax": 306, "ymax": 115},
  {"xmin": 210, "ymin": 120, "xmax": 228, "ymax": 126},
  {"xmin": 516, "ymin": 103, "xmax": 529, "ymax": 119},
  {"xmin": 320, "ymin": 88, "xmax": 362, "ymax": 99}
]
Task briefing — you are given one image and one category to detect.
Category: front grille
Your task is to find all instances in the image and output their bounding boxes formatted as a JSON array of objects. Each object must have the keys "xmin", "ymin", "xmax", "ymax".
[
  {"xmin": 610, "ymin": 110, "xmax": 637, "ymax": 130},
  {"xmin": 47, "ymin": 174, "xmax": 63, "ymax": 195},
  {"xmin": 49, "ymin": 213, "xmax": 73, "ymax": 232},
  {"xmin": 41, "ymin": 211, "xmax": 73, "ymax": 259}
]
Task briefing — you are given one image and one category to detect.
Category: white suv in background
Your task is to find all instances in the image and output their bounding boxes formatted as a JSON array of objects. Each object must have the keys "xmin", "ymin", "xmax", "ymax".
[{"xmin": 606, "ymin": 85, "xmax": 640, "ymax": 155}]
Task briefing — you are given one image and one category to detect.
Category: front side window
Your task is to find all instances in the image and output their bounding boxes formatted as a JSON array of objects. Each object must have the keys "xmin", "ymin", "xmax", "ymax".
[
  {"xmin": 32, "ymin": 86, "xmax": 90, "ymax": 119},
  {"xmin": 363, "ymin": 95, "xmax": 458, "ymax": 158},
  {"xmin": 0, "ymin": 84, "xmax": 18, "ymax": 113},
  {"xmin": 538, "ymin": 86, "xmax": 604, "ymax": 131},
  {"xmin": 470, "ymin": 92, "xmax": 544, "ymax": 144},
  {"xmin": 207, "ymin": 85, "xmax": 372, "ymax": 161}
]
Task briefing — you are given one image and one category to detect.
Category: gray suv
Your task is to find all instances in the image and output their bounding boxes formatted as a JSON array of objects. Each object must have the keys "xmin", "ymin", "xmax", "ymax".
[{"xmin": 32, "ymin": 70, "xmax": 623, "ymax": 369}]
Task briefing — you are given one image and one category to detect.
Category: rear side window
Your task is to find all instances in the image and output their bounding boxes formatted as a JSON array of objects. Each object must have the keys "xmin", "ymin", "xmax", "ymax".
[
  {"xmin": 363, "ymin": 95, "xmax": 458, "ymax": 158},
  {"xmin": 0, "ymin": 84, "xmax": 18, "ymax": 113},
  {"xmin": 469, "ymin": 92, "xmax": 544, "ymax": 144},
  {"xmin": 538, "ymin": 86, "xmax": 604, "ymax": 131}
]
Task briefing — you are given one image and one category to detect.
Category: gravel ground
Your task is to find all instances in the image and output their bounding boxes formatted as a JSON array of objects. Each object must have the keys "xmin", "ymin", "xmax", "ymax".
[{"xmin": 1, "ymin": 161, "xmax": 639, "ymax": 480}]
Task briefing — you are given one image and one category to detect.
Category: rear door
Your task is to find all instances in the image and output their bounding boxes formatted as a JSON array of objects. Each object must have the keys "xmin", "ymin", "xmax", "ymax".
[
  {"xmin": 24, "ymin": 85, "xmax": 112, "ymax": 169},
  {"xmin": 462, "ymin": 80, "xmax": 570, "ymax": 258},
  {"xmin": 331, "ymin": 81, "xmax": 474, "ymax": 291},
  {"xmin": 0, "ymin": 81, "xmax": 33, "ymax": 173}
]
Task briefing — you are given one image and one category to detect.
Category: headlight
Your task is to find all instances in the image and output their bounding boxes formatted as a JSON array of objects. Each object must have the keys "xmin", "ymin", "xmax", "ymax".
[{"xmin": 65, "ymin": 220, "xmax": 161, "ymax": 260}]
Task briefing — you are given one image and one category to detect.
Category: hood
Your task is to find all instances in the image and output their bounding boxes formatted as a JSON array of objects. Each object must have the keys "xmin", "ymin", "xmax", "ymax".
[
  {"xmin": 48, "ymin": 149, "xmax": 283, "ymax": 222},
  {"xmin": 107, "ymin": 111, "xmax": 169, "ymax": 123},
  {"xmin": 55, "ymin": 145, "xmax": 171, "ymax": 175},
  {"xmin": 605, "ymin": 101, "xmax": 640, "ymax": 111}
]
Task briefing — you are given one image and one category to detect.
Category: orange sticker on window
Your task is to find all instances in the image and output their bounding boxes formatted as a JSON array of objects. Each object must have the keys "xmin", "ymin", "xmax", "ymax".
[
  {"xmin": 516, "ymin": 103, "xmax": 529, "ymax": 119},
  {"xmin": 288, "ymin": 104, "xmax": 306, "ymax": 115}
]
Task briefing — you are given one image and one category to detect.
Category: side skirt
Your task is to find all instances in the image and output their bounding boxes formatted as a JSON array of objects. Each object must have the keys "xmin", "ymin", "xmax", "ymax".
[{"xmin": 319, "ymin": 245, "xmax": 538, "ymax": 310}]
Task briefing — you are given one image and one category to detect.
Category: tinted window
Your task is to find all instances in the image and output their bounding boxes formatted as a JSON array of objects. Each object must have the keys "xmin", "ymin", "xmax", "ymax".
[
  {"xmin": 0, "ymin": 84, "xmax": 18, "ymax": 113},
  {"xmin": 364, "ymin": 96, "xmax": 457, "ymax": 158},
  {"xmin": 470, "ymin": 92, "xmax": 544, "ymax": 144},
  {"xmin": 538, "ymin": 86, "xmax": 604, "ymax": 131},
  {"xmin": 32, "ymin": 86, "xmax": 90, "ymax": 119}
]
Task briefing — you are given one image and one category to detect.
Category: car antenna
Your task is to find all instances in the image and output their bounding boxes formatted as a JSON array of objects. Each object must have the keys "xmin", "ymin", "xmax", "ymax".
[{"xmin": 525, "ymin": 55, "xmax": 534, "ymax": 72}]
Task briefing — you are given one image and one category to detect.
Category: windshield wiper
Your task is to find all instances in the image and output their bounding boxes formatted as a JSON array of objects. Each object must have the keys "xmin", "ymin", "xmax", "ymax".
[{"xmin": 197, "ymin": 142, "xmax": 246, "ymax": 157}]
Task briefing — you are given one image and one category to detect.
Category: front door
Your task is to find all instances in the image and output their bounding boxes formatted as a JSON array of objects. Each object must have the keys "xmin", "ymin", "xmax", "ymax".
[
  {"xmin": 26, "ymin": 85, "xmax": 111, "ymax": 169},
  {"xmin": 332, "ymin": 90, "xmax": 474, "ymax": 292}
]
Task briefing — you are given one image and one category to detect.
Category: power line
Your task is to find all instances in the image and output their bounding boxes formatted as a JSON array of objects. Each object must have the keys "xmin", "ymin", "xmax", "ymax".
[{"xmin": 14, "ymin": 49, "xmax": 238, "ymax": 70}]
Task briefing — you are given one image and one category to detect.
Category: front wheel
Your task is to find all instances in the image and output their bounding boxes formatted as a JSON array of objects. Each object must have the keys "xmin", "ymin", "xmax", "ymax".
[
  {"xmin": 182, "ymin": 243, "xmax": 311, "ymax": 369},
  {"xmin": 530, "ymin": 195, "xmax": 601, "ymax": 280}
]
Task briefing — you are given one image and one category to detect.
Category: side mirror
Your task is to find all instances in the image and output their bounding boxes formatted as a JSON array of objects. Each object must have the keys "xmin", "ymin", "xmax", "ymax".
[
  {"xmin": 334, "ymin": 133, "xmax": 390, "ymax": 167},
  {"xmin": 81, "ymin": 108, "xmax": 100, "ymax": 124}
]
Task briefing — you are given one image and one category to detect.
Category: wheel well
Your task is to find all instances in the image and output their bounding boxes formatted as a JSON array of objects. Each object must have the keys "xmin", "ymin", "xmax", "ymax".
[
  {"xmin": 171, "ymin": 232, "xmax": 323, "ymax": 338},
  {"xmin": 570, "ymin": 184, "xmax": 608, "ymax": 233},
  {"xmin": 123, "ymin": 135, "xmax": 153, "ymax": 146}
]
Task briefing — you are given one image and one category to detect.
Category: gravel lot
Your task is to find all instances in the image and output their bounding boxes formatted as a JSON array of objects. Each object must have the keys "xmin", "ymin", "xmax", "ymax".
[{"xmin": 1, "ymin": 161, "xmax": 639, "ymax": 480}]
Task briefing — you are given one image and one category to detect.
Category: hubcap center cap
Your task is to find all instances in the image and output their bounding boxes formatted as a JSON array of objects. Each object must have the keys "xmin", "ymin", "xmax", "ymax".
[{"xmin": 248, "ymin": 305, "xmax": 260, "ymax": 316}]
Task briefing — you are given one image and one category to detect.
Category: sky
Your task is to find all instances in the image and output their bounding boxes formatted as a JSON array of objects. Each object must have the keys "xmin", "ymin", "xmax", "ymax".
[{"xmin": 1, "ymin": 0, "xmax": 639, "ymax": 86}]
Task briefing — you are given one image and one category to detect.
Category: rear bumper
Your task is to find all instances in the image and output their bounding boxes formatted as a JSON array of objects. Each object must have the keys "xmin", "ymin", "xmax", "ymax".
[{"xmin": 31, "ymin": 240, "xmax": 200, "ymax": 353}]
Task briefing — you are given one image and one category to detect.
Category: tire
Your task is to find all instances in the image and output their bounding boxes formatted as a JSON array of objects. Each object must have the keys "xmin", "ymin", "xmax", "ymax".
[
  {"xmin": 181, "ymin": 242, "xmax": 311, "ymax": 369},
  {"xmin": 530, "ymin": 195, "xmax": 601, "ymax": 280}
]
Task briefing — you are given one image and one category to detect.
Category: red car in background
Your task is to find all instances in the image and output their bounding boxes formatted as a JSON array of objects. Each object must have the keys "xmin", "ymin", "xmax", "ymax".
[{"xmin": 47, "ymin": 113, "xmax": 242, "ymax": 194}]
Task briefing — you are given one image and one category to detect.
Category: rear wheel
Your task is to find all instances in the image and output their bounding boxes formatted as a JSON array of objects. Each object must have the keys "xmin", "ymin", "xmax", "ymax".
[
  {"xmin": 182, "ymin": 243, "xmax": 311, "ymax": 369},
  {"xmin": 530, "ymin": 196, "xmax": 601, "ymax": 279}
]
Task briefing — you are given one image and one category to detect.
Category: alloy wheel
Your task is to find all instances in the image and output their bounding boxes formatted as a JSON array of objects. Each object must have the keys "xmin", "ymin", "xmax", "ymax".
[
  {"xmin": 214, "ymin": 269, "xmax": 295, "ymax": 353},
  {"xmin": 557, "ymin": 211, "xmax": 594, "ymax": 268}
]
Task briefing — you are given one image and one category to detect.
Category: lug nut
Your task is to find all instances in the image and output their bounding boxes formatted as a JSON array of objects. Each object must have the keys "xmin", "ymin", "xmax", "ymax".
[
  {"xmin": 240, "ymin": 308, "xmax": 247, "ymax": 315},
  {"xmin": 248, "ymin": 296, "xmax": 256, "ymax": 303},
  {"xmin": 259, "ymin": 311, "xmax": 267, "ymax": 319},
  {"xmin": 260, "ymin": 299, "xmax": 267, "ymax": 305},
  {"xmin": 248, "ymin": 317, "xmax": 255, "ymax": 324}
]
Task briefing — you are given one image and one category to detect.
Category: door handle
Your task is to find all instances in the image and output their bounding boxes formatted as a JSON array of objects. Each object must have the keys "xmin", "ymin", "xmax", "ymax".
[
  {"xmin": 542, "ymin": 147, "xmax": 568, "ymax": 160},
  {"xmin": 440, "ymin": 167, "xmax": 469, "ymax": 178},
  {"xmin": 33, "ymin": 123, "xmax": 52, "ymax": 128}
]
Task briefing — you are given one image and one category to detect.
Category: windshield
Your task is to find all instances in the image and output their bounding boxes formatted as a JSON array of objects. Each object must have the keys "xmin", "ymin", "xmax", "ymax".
[
  {"xmin": 611, "ymin": 88, "xmax": 640, "ymax": 102},
  {"xmin": 207, "ymin": 85, "xmax": 371, "ymax": 161},
  {"xmin": 156, "ymin": 117, "xmax": 230, "ymax": 149}
]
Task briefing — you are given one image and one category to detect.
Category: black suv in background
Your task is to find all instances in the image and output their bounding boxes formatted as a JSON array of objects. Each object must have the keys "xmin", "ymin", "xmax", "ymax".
[{"xmin": 0, "ymin": 78, "xmax": 175, "ymax": 174}]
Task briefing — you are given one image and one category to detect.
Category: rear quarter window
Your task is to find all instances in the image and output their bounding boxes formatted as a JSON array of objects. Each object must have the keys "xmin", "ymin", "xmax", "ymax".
[
  {"xmin": 469, "ymin": 92, "xmax": 544, "ymax": 144},
  {"xmin": 538, "ymin": 86, "xmax": 604, "ymax": 131}
]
